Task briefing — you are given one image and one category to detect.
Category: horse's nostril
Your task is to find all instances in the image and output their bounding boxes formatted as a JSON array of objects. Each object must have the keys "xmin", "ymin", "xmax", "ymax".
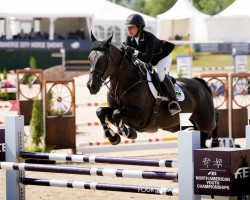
[{"xmin": 92, "ymin": 85, "xmax": 96, "ymax": 90}]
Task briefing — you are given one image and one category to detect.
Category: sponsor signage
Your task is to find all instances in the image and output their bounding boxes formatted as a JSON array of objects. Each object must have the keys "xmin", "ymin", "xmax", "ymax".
[
  {"xmin": 176, "ymin": 55, "xmax": 192, "ymax": 78},
  {"xmin": 0, "ymin": 39, "xmax": 91, "ymax": 51},
  {"xmin": 0, "ymin": 129, "xmax": 5, "ymax": 161},
  {"xmin": 194, "ymin": 43, "xmax": 250, "ymax": 53},
  {"xmin": 194, "ymin": 148, "xmax": 250, "ymax": 196},
  {"xmin": 233, "ymin": 53, "xmax": 248, "ymax": 74}
]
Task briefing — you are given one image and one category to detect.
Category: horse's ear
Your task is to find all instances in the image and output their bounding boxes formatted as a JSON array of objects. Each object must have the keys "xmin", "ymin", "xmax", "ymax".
[
  {"xmin": 106, "ymin": 32, "xmax": 113, "ymax": 44},
  {"xmin": 91, "ymin": 31, "xmax": 97, "ymax": 42}
]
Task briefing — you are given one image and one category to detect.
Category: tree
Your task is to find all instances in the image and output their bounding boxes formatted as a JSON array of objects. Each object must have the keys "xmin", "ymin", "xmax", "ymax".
[
  {"xmin": 29, "ymin": 56, "xmax": 37, "ymax": 69},
  {"xmin": 193, "ymin": 0, "xmax": 235, "ymax": 15},
  {"xmin": 30, "ymin": 98, "xmax": 43, "ymax": 146},
  {"xmin": 131, "ymin": 0, "xmax": 146, "ymax": 13},
  {"xmin": 3, "ymin": 68, "xmax": 7, "ymax": 80},
  {"xmin": 143, "ymin": 0, "xmax": 177, "ymax": 17},
  {"xmin": 107, "ymin": 0, "xmax": 132, "ymax": 7}
]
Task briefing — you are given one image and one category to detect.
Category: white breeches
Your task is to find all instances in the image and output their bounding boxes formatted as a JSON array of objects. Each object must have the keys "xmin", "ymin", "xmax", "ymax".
[{"xmin": 157, "ymin": 53, "xmax": 172, "ymax": 82}]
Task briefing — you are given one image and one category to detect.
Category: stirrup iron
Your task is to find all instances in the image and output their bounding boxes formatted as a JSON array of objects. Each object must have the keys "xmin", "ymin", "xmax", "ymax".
[{"xmin": 168, "ymin": 101, "xmax": 181, "ymax": 115}]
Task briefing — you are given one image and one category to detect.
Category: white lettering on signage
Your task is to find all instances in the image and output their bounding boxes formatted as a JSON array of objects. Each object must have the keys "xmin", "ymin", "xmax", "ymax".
[
  {"xmin": 20, "ymin": 41, "xmax": 30, "ymax": 48},
  {"xmin": 196, "ymin": 184, "xmax": 230, "ymax": 190},
  {"xmin": 46, "ymin": 42, "xmax": 64, "ymax": 49},
  {"xmin": 234, "ymin": 167, "xmax": 250, "ymax": 179},
  {"xmin": 0, "ymin": 143, "xmax": 5, "ymax": 152},
  {"xmin": 196, "ymin": 176, "xmax": 230, "ymax": 182},
  {"xmin": 0, "ymin": 41, "xmax": 19, "ymax": 48},
  {"xmin": 31, "ymin": 42, "xmax": 46, "ymax": 48}
]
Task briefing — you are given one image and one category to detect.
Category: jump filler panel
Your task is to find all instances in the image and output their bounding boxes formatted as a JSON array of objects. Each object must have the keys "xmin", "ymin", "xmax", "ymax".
[{"xmin": 194, "ymin": 148, "xmax": 250, "ymax": 196}]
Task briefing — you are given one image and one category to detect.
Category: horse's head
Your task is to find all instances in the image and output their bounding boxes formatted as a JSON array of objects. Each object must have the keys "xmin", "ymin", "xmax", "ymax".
[{"xmin": 87, "ymin": 32, "xmax": 115, "ymax": 94}]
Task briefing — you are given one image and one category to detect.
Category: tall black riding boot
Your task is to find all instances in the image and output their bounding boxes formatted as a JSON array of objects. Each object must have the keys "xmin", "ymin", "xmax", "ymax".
[{"xmin": 162, "ymin": 75, "xmax": 181, "ymax": 115}]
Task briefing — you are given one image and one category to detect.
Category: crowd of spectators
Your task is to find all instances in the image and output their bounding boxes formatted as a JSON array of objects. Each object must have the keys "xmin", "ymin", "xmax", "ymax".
[{"xmin": 0, "ymin": 28, "xmax": 86, "ymax": 40}]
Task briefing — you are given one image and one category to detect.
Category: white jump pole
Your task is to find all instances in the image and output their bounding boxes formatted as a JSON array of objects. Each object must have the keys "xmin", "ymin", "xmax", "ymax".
[
  {"xmin": 246, "ymin": 108, "xmax": 250, "ymax": 149},
  {"xmin": 4, "ymin": 114, "xmax": 201, "ymax": 200},
  {"xmin": 178, "ymin": 113, "xmax": 201, "ymax": 200},
  {"xmin": 5, "ymin": 115, "xmax": 25, "ymax": 200}
]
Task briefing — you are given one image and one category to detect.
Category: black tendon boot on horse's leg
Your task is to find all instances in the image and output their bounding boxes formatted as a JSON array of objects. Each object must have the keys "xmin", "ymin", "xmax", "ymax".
[
  {"xmin": 96, "ymin": 107, "xmax": 121, "ymax": 145},
  {"xmin": 112, "ymin": 109, "xmax": 137, "ymax": 139},
  {"xmin": 162, "ymin": 75, "xmax": 181, "ymax": 115},
  {"xmin": 200, "ymin": 132, "xmax": 209, "ymax": 148},
  {"xmin": 119, "ymin": 125, "xmax": 137, "ymax": 139},
  {"xmin": 211, "ymin": 112, "xmax": 220, "ymax": 147}
]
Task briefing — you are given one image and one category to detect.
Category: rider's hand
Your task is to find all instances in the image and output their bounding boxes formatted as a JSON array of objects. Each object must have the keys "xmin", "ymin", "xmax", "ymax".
[
  {"xmin": 125, "ymin": 46, "xmax": 135, "ymax": 56},
  {"xmin": 121, "ymin": 44, "xmax": 136, "ymax": 56}
]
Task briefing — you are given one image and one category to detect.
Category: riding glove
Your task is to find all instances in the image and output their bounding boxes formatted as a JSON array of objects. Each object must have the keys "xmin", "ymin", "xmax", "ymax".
[{"xmin": 121, "ymin": 44, "xmax": 136, "ymax": 56}]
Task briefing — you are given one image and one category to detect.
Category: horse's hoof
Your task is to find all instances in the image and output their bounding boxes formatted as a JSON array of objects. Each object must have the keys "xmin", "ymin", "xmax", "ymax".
[
  {"xmin": 127, "ymin": 128, "xmax": 137, "ymax": 139},
  {"xmin": 104, "ymin": 129, "xmax": 115, "ymax": 138},
  {"xmin": 109, "ymin": 134, "xmax": 121, "ymax": 145}
]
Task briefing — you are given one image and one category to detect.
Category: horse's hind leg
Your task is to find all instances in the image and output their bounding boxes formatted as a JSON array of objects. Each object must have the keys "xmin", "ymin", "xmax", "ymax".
[
  {"xmin": 96, "ymin": 107, "xmax": 121, "ymax": 145},
  {"xmin": 211, "ymin": 112, "xmax": 219, "ymax": 147},
  {"xmin": 112, "ymin": 109, "xmax": 137, "ymax": 139},
  {"xmin": 189, "ymin": 119, "xmax": 208, "ymax": 148}
]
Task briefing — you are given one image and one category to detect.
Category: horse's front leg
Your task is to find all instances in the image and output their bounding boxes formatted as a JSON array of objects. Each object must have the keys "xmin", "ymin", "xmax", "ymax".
[
  {"xmin": 96, "ymin": 107, "xmax": 121, "ymax": 145},
  {"xmin": 112, "ymin": 109, "xmax": 138, "ymax": 139}
]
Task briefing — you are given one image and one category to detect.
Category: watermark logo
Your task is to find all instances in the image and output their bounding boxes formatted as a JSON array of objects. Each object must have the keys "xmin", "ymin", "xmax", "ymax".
[
  {"xmin": 0, "ymin": 143, "xmax": 5, "ymax": 153},
  {"xmin": 234, "ymin": 167, "xmax": 250, "ymax": 179},
  {"xmin": 138, "ymin": 187, "xmax": 159, "ymax": 194}
]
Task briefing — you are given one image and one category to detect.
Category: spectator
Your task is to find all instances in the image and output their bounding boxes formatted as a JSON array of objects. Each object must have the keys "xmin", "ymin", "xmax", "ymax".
[
  {"xmin": 19, "ymin": 29, "xmax": 26, "ymax": 39},
  {"xmin": 29, "ymin": 28, "xmax": 35, "ymax": 39},
  {"xmin": 175, "ymin": 34, "xmax": 182, "ymax": 40}
]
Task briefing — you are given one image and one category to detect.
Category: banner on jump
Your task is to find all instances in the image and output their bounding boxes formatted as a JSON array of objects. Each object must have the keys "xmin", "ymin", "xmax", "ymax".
[
  {"xmin": 0, "ymin": 129, "xmax": 5, "ymax": 161},
  {"xmin": 0, "ymin": 39, "xmax": 92, "ymax": 51}
]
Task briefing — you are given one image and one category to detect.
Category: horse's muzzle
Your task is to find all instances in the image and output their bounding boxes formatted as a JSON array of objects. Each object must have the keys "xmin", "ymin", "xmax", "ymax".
[{"xmin": 87, "ymin": 80, "xmax": 101, "ymax": 95}]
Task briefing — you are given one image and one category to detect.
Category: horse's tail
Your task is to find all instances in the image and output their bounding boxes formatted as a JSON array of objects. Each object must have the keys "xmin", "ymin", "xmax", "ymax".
[
  {"xmin": 192, "ymin": 77, "xmax": 212, "ymax": 96},
  {"xmin": 193, "ymin": 77, "xmax": 220, "ymax": 147}
]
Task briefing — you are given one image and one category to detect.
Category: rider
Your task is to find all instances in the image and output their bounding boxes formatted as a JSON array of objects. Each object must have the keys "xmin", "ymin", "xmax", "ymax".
[{"xmin": 122, "ymin": 14, "xmax": 181, "ymax": 115}]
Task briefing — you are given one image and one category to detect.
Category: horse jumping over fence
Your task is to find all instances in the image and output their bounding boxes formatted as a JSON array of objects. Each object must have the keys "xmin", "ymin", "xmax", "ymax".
[{"xmin": 87, "ymin": 33, "xmax": 218, "ymax": 148}]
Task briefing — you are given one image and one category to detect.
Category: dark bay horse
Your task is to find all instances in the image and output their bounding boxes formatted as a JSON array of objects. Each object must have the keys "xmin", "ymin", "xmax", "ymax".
[{"xmin": 87, "ymin": 33, "xmax": 218, "ymax": 147}]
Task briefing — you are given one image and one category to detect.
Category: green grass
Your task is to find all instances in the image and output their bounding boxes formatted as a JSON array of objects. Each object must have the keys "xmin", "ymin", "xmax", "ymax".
[
  {"xmin": 171, "ymin": 51, "xmax": 250, "ymax": 71},
  {"xmin": 192, "ymin": 53, "xmax": 234, "ymax": 67}
]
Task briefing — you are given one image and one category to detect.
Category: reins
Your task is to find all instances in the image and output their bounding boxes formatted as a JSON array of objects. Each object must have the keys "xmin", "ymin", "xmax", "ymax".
[{"xmin": 90, "ymin": 44, "xmax": 149, "ymax": 106}]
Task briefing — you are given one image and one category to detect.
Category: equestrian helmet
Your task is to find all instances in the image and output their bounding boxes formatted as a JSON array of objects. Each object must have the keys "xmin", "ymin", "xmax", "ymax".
[{"xmin": 125, "ymin": 14, "xmax": 145, "ymax": 28}]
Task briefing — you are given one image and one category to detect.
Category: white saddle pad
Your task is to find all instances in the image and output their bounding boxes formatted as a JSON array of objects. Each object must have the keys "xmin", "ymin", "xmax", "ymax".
[{"xmin": 146, "ymin": 71, "xmax": 185, "ymax": 101}]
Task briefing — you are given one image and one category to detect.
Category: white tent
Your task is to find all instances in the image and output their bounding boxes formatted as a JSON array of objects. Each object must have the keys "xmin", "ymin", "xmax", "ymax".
[
  {"xmin": 157, "ymin": 0, "xmax": 209, "ymax": 42},
  {"xmin": 206, "ymin": 0, "xmax": 250, "ymax": 42},
  {"xmin": 0, "ymin": 0, "xmax": 156, "ymax": 42},
  {"xmin": 92, "ymin": 0, "xmax": 156, "ymax": 43}
]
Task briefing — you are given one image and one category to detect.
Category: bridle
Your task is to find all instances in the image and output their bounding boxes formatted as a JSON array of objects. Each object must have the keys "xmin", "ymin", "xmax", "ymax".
[{"xmin": 89, "ymin": 46, "xmax": 115, "ymax": 86}]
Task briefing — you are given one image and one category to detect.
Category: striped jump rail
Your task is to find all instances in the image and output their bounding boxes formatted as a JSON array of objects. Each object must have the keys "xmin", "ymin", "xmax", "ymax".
[
  {"xmin": 20, "ymin": 152, "xmax": 178, "ymax": 168},
  {"xmin": 78, "ymin": 136, "xmax": 178, "ymax": 146},
  {"xmin": 0, "ymin": 88, "xmax": 17, "ymax": 93},
  {"xmin": 76, "ymin": 121, "xmax": 114, "ymax": 126},
  {"xmin": 0, "ymin": 162, "xmax": 178, "ymax": 180},
  {"xmin": 76, "ymin": 102, "xmax": 108, "ymax": 107},
  {"xmin": 21, "ymin": 178, "xmax": 179, "ymax": 196},
  {"xmin": 0, "ymin": 105, "xmax": 12, "ymax": 109},
  {"xmin": 192, "ymin": 65, "xmax": 234, "ymax": 72},
  {"xmin": 76, "ymin": 122, "xmax": 101, "ymax": 126}
]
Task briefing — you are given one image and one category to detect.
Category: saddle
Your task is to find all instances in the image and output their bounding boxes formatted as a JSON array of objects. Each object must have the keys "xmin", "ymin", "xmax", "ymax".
[{"xmin": 132, "ymin": 58, "xmax": 177, "ymax": 98}]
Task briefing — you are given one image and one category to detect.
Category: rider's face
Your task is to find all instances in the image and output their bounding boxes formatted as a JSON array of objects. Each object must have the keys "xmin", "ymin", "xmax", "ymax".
[{"xmin": 127, "ymin": 25, "xmax": 139, "ymax": 37}]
